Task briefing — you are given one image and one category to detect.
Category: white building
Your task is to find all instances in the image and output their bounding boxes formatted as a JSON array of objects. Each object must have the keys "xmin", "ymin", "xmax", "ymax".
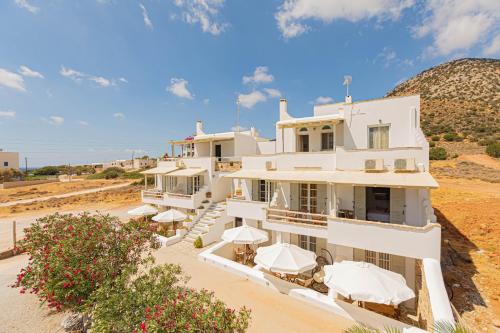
[
  {"xmin": 141, "ymin": 95, "xmax": 452, "ymax": 328},
  {"xmin": 141, "ymin": 121, "xmax": 273, "ymax": 244},
  {"xmin": 0, "ymin": 150, "xmax": 20, "ymax": 171}
]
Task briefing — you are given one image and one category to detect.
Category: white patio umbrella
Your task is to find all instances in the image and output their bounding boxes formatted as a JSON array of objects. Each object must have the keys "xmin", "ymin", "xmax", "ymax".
[
  {"xmin": 323, "ymin": 261, "xmax": 415, "ymax": 305},
  {"xmin": 254, "ymin": 242, "xmax": 317, "ymax": 275},
  {"xmin": 152, "ymin": 209, "xmax": 187, "ymax": 223},
  {"xmin": 127, "ymin": 205, "xmax": 158, "ymax": 217},
  {"xmin": 222, "ymin": 225, "xmax": 269, "ymax": 245}
]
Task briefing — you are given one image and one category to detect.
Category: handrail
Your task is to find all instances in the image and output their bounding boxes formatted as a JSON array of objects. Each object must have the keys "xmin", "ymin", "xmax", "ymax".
[
  {"xmin": 266, "ymin": 208, "xmax": 328, "ymax": 227},
  {"xmin": 329, "ymin": 216, "xmax": 440, "ymax": 232}
]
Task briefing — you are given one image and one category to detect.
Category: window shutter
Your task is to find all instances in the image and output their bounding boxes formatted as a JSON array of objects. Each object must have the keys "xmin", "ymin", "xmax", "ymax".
[{"xmin": 390, "ymin": 188, "xmax": 406, "ymax": 224}]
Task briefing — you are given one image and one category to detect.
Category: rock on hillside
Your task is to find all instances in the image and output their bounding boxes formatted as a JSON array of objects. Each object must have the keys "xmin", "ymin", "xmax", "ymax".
[{"xmin": 386, "ymin": 58, "xmax": 499, "ymax": 142}]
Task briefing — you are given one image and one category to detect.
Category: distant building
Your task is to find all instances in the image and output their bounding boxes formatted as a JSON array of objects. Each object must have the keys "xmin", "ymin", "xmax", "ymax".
[
  {"xmin": 101, "ymin": 157, "xmax": 157, "ymax": 171},
  {"xmin": 0, "ymin": 150, "xmax": 19, "ymax": 171}
]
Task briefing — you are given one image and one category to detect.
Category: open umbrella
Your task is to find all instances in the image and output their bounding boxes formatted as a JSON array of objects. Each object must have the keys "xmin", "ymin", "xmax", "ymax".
[
  {"xmin": 222, "ymin": 225, "xmax": 269, "ymax": 245},
  {"xmin": 254, "ymin": 242, "xmax": 317, "ymax": 275},
  {"xmin": 152, "ymin": 209, "xmax": 187, "ymax": 223},
  {"xmin": 127, "ymin": 205, "xmax": 158, "ymax": 217},
  {"xmin": 323, "ymin": 261, "xmax": 415, "ymax": 305}
]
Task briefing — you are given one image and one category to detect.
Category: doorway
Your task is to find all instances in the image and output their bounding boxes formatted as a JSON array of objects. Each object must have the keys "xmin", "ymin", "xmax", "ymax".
[{"xmin": 215, "ymin": 144, "xmax": 222, "ymax": 160}]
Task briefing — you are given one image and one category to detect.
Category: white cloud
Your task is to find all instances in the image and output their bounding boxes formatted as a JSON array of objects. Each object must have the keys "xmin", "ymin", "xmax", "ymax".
[
  {"xmin": 484, "ymin": 34, "xmax": 500, "ymax": 56},
  {"xmin": 89, "ymin": 76, "xmax": 112, "ymax": 87},
  {"xmin": 0, "ymin": 110, "xmax": 16, "ymax": 118},
  {"xmin": 18, "ymin": 65, "xmax": 44, "ymax": 78},
  {"xmin": 314, "ymin": 96, "xmax": 334, "ymax": 104},
  {"xmin": 374, "ymin": 47, "xmax": 397, "ymax": 67},
  {"xmin": 413, "ymin": 0, "xmax": 500, "ymax": 57},
  {"xmin": 203, "ymin": 98, "xmax": 210, "ymax": 105},
  {"xmin": 60, "ymin": 66, "xmax": 124, "ymax": 87},
  {"xmin": 238, "ymin": 91, "xmax": 267, "ymax": 109},
  {"xmin": 139, "ymin": 3, "xmax": 153, "ymax": 29},
  {"xmin": 14, "ymin": 0, "xmax": 39, "ymax": 14},
  {"xmin": 275, "ymin": 0, "xmax": 414, "ymax": 38},
  {"xmin": 243, "ymin": 66, "xmax": 274, "ymax": 85},
  {"xmin": 173, "ymin": 0, "xmax": 228, "ymax": 35},
  {"xmin": 60, "ymin": 66, "xmax": 86, "ymax": 82},
  {"xmin": 167, "ymin": 78, "xmax": 194, "ymax": 99},
  {"xmin": 264, "ymin": 88, "xmax": 282, "ymax": 98},
  {"xmin": 44, "ymin": 116, "xmax": 64, "ymax": 125},
  {"xmin": 78, "ymin": 120, "xmax": 89, "ymax": 126},
  {"xmin": 113, "ymin": 112, "xmax": 125, "ymax": 119},
  {"xmin": 0, "ymin": 68, "xmax": 26, "ymax": 92}
]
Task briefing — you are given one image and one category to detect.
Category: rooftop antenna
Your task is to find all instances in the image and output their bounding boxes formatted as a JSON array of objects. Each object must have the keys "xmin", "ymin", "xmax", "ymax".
[
  {"xmin": 343, "ymin": 75, "xmax": 352, "ymax": 97},
  {"xmin": 236, "ymin": 96, "xmax": 241, "ymax": 132}
]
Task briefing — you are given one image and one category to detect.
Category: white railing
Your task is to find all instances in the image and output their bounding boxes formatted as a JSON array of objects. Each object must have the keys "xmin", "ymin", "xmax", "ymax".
[
  {"xmin": 226, "ymin": 199, "xmax": 268, "ymax": 220},
  {"xmin": 266, "ymin": 208, "xmax": 329, "ymax": 227},
  {"xmin": 142, "ymin": 189, "xmax": 163, "ymax": 200}
]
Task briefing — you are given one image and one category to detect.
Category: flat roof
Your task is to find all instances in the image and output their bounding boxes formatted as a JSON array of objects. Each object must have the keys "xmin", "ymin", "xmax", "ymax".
[
  {"xmin": 276, "ymin": 113, "xmax": 343, "ymax": 128},
  {"xmin": 225, "ymin": 169, "xmax": 438, "ymax": 188},
  {"xmin": 141, "ymin": 166, "xmax": 178, "ymax": 175}
]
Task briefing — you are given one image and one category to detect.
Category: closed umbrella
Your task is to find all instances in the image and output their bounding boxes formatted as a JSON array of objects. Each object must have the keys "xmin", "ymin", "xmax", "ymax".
[
  {"xmin": 254, "ymin": 243, "xmax": 317, "ymax": 275},
  {"xmin": 323, "ymin": 261, "xmax": 415, "ymax": 305},
  {"xmin": 152, "ymin": 209, "xmax": 187, "ymax": 223},
  {"xmin": 127, "ymin": 205, "xmax": 158, "ymax": 217},
  {"xmin": 222, "ymin": 225, "xmax": 269, "ymax": 245}
]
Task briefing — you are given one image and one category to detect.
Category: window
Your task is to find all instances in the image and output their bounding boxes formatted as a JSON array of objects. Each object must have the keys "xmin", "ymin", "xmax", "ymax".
[
  {"xmin": 257, "ymin": 180, "xmax": 275, "ymax": 203},
  {"xmin": 364, "ymin": 250, "xmax": 390, "ymax": 270},
  {"xmin": 3, "ymin": 162, "xmax": 8, "ymax": 167},
  {"xmin": 368, "ymin": 125, "xmax": 390, "ymax": 149},
  {"xmin": 235, "ymin": 217, "xmax": 243, "ymax": 228},
  {"xmin": 321, "ymin": 125, "xmax": 334, "ymax": 151},
  {"xmin": 298, "ymin": 128, "xmax": 309, "ymax": 152},
  {"xmin": 299, "ymin": 183, "xmax": 317, "ymax": 213},
  {"xmin": 299, "ymin": 235, "xmax": 317, "ymax": 253}
]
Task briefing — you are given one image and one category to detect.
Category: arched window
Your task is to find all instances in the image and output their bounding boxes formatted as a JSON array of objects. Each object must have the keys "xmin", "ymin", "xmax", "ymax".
[{"xmin": 321, "ymin": 125, "xmax": 334, "ymax": 151}]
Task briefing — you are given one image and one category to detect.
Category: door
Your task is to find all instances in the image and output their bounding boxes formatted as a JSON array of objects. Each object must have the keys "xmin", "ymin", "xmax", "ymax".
[
  {"xmin": 390, "ymin": 188, "xmax": 406, "ymax": 224},
  {"xmin": 299, "ymin": 184, "xmax": 317, "ymax": 213},
  {"xmin": 215, "ymin": 144, "xmax": 222, "ymax": 160},
  {"xmin": 354, "ymin": 186, "xmax": 366, "ymax": 220},
  {"xmin": 299, "ymin": 135, "xmax": 309, "ymax": 152}
]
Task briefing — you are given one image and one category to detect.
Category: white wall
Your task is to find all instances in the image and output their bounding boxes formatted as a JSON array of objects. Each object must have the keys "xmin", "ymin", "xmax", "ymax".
[
  {"xmin": 0, "ymin": 152, "xmax": 20, "ymax": 170},
  {"xmin": 257, "ymin": 141, "xmax": 276, "ymax": 155},
  {"xmin": 234, "ymin": 133, "xmax": 258, "ymax": 157}
]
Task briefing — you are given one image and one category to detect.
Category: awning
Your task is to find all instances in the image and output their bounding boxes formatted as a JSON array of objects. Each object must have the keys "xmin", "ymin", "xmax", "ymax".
[
  {"xmin": 141, "ymin": 166, "xmax": 178, "ymax": 175},
  {"xmin": 225, "ymin": 169, "xmax": 438, "ymax": 188},
  {"xmin": 168, "ymin": 168, "xmax": 206, "ymax": 177},
  {"xmin": 277, "ymin": 113, "xmax": 343, "ymax": 128}
]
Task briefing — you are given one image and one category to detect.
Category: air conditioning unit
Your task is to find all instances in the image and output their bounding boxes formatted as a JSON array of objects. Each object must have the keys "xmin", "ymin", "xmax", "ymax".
[
  {"xmin": 394, "ymin": 158, "xmax": 416, "ymax": 172},
  {"xmin": 265, "ymin": 160, "xmax": 276, "ymax": 170},
  {"xmin": 364, "ymin": 159, "xmax": 384, "ymax": 172}
]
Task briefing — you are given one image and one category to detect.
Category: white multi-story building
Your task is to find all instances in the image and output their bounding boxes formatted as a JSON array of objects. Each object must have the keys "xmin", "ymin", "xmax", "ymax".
[
  {"xmin": 141, "ymin": 95, "xmax": 452, "ymax": 327},
  {"xmin": 0, "ymin": 150, "xmax": 20, "ymax": 171}
]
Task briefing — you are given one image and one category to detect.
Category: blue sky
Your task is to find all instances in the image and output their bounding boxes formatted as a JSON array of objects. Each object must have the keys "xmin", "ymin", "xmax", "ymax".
[{"xmin": 0, "ymin": 0, "xmax": 499, "ymax": 167}]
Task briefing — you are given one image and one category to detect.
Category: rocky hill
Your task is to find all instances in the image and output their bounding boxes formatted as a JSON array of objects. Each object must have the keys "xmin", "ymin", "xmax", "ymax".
[{"xmin": 386, "ymin": 58, "xmax": 499, "ymax": 143}]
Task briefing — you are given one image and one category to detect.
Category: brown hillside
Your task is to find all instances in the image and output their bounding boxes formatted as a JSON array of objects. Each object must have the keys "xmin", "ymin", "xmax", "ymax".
[{"xmin": 386, "ymin": 58, "xmax": 499, "ymax": 143}]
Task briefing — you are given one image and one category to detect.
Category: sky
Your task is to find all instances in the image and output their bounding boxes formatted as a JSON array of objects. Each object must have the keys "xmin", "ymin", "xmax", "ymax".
[{"xmin": 0, "ymin": 0, "xmax": 499, "ymax": 167}]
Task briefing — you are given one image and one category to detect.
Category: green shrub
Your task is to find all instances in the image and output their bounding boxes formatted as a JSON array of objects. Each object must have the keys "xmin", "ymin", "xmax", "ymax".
[
  {"xmin": 194, "ymin": 236, "xmax": 203, "ymax": 248},
  {"xmin": 431, "ymin": 135, "xmax": 440, "ymax": 141},
  {"xmin": 443, "ymin": 133, "xmax": 458, "ymax": 142},
  {"xmin": 121, "ymin": 171, "xmax": 143, "ymax": 179},
  {"xmin": 104, "ymin": 170, "xmax": 120, "ymax": 179},
  {"xmin": 0, "ymin": 168, "xmax": 23, "ymax": 183},
  {"xmin": 430, "ymin": 147, "xmax": 447, "ymax": 160},
  {"xmin": 486, "ymin": 142, "xmax": 500, "ymax": 158},
  {"xmin": 33, "ymin": 166, "xmax": 60, "ymax": 176},
  {"xmin": 13, "ymin": 213, "xmax": 158, "ymax": 312},
  {"xmin": 429, "ymin": 141, "xmax": 436, "ymax": 147},
  {"xmin": 91, "ymin": 264, "xmax": 251, "ymax": 333}
]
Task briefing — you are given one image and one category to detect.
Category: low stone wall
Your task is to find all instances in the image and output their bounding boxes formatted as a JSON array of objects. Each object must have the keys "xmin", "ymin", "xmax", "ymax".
[{"xmin": 0, "ymin": 179, "xmax": 59, "ymax": 189}]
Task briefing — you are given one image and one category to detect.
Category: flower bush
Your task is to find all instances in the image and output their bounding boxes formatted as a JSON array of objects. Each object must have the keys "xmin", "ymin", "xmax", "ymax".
[
  {"xmin": 13, "ymin": 213, "xmax": 158, "ymax": 312},
  {"xmin": 92, "ymin": 264, "xmax": 251, "ymax": 333}
]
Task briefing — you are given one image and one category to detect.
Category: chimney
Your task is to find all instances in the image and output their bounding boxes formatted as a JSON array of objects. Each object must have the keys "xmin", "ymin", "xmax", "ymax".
[
  {"xmin": 250, "ymin": 127, "xmax": 257, "ymax": 137},
  {"xmin": 279, "ymin": 98, "xmax": 292, "ymax": 121},
  {"xmin": 196, "ymin": 120, "xmax": 204, "ymax": 135},
  {"xmin": 345, "ymin": 95, "xmax": 352, "ymax": 104}
]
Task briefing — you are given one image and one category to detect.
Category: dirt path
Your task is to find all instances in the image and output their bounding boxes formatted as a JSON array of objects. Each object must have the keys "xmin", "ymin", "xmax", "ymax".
[
  {"xmin": 458, "ymin": 154, "xmax": 500, "ymax": 170},
  {"xmin": 0, "ymin": 182, "xmax": 133, "ymax": 208}
]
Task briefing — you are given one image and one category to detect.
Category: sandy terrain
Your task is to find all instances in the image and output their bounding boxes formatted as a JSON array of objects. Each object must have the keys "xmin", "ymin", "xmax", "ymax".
[
  {"xmin": 0, "ymin": 179, "xmax": 129, "ymax": 204},
  {"xmin": 432, "ymin": 172, "xmax": 500, "ymax": 330}
]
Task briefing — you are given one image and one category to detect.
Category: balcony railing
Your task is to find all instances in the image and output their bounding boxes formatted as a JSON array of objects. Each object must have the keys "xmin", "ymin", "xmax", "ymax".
[
  {"xmin": 215, "ymin": 160, "xmax": 242, "ymax": 172},
  {"xmin": 266, "ymin": 208, "xmax": 329, "ymax": 227},
  {"xmin": 142, "ymin": 189, "xmax": 163, "ymax": 200}
]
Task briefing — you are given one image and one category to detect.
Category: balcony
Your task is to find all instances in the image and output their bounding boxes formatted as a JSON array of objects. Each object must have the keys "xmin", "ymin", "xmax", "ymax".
[
  {"xmin": 226, "ymin": 198, "xmax": 268, "ymax": 221},
  {"xmin": 215, "ymin": 159, "xmax": 242, "ymax": 172},
  {"xmin": 263, "ymin": 208, "xmax": 329, "ymax": 238},
  {"xmin": 141, "ymin": 189, "xmax": 164, "ymax": 204},
  {"xmin": 163, "ymin": 186, "xmax": 208, "ymax": 210},
  {"xmin": 327, "ymin": 216, "xmax": 441, "ymax": 260}
]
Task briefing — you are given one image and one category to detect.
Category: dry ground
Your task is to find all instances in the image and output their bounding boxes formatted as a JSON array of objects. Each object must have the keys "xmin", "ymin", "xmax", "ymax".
[
  {"xmin": 431, "ymin": 156, "xmax": 500, "ymax": 331},
  {"xmin": 0, "ymin": 178, "xmax": 129, "ymax": 203}
]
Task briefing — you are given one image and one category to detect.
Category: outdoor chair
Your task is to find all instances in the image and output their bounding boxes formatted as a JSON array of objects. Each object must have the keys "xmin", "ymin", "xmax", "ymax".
[{"xmin": 295, "ymin": 275, "xmax": 314, "ymax": 287}]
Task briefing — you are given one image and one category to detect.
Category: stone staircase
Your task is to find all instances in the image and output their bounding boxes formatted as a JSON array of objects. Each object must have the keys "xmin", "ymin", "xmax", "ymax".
[{"xmin": 183, "ymin": 201, "xmax": 227, "ymax": 244}]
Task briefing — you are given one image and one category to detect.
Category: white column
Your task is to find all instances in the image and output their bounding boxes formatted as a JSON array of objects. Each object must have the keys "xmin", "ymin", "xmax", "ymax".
[
  {"xmin": 144, "ymin": 175, "xmax": 148, "ymax": 189},
  {"xmin": 332, "ymin": 183, "xmax": 337, "ymax": 217}
]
